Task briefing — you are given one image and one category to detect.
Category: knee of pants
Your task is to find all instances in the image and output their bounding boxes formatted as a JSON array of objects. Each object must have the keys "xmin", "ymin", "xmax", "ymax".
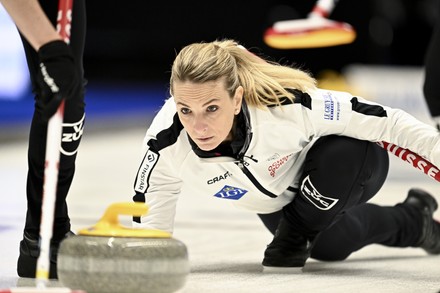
[
  {"xmin": 304, "ymin": 136, "xmax": 387, "ymax": 205},
  {"xmin": 286, "ymin": 136, "xmax": 388, "ymax": 232},
  {"xmin": 304, "ymin": 136, "xmax": 370, "ymax": 189}
]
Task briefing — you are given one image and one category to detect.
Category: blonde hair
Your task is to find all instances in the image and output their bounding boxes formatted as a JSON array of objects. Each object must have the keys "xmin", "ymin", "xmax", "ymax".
[{"xmin": 170, "ymin": 39, "xmax": 316, "ymax": 108}]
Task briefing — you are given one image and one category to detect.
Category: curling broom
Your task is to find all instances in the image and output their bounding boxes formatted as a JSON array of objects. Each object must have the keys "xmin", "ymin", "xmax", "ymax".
[
  {"xmin": 378, "ymin": 141, "xmax": 440, "ymax": 182},
  {"xmin": 264, "ymin": 0, "xmax": 356, "ymax": 49}
]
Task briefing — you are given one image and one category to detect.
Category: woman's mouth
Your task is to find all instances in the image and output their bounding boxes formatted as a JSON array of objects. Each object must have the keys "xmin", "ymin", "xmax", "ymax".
[{"xmin": 197, "ymin": 136, "xmax": 213, "ymax": 142}]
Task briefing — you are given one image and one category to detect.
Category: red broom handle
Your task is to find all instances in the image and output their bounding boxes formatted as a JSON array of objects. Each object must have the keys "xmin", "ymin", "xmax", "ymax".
[
  {"xmin": 57, "ymin": 0, "xmax": 73, "ymax": 43},
  {"xmin": 36, "ymin": 0, "xmax": 74, "ymax": 287},
  {"xmin": 378, "ymin": 141, "xmax": 440, "ymax": 182}
]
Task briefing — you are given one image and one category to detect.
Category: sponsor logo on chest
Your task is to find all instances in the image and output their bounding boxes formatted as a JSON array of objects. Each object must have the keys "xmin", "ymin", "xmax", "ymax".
[
  {"xmin": 213, "ymin": 185, "xmax": 248, "ymax": 200},
  {"xmin": 267, "ymin": 153, "xmax": 293, "ymax": 177},
  {"xmin": 207, "ymin": 171, "xmax": 232, "ymax": 185}
]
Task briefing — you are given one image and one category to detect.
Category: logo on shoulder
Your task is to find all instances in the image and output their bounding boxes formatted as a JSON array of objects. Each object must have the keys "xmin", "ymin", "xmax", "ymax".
[
  {"xmin": 213, "ymin": 185, "xmax": 248, "ymax": 200},
  {"xmin": 322, "ymin": 92, "xmax": 340, "ymax": 121},
  {"xmin": 300, "ymin": 175, "xmax": 338, "ymax": 210}
]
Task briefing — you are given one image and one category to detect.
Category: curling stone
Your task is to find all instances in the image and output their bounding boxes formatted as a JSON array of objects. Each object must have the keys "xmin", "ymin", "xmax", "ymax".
[{"xmin": 57, "ymin": 202, "xmax": 189, "ymax": 293}]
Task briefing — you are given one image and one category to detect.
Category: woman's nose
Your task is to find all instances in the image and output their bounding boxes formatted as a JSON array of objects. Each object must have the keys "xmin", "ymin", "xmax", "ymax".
[{"xmin": 192, "ymin": 115, "xmax": 207, "ymax": 133}]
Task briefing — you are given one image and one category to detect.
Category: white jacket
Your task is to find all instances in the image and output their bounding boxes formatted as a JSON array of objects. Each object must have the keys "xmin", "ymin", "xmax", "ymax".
[{"xmin": 132, "ymin": 88, "xmax": 440, "ymax": 233}]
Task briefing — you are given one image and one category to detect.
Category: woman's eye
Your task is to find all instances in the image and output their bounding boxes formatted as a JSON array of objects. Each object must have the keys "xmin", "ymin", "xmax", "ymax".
[
  {"xmin": 207, "ymin": 105, "xmax": 218, "ymax": 112},
  {"xmin": 180, "ymin": 108, "xmax": 191, "ymax": 115}
]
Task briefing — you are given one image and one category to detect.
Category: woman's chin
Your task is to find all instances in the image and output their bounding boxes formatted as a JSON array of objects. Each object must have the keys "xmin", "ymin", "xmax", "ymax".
[
  {"xmin": 196, "ymin": 140, "xmax": 220, "ymax": 151},
  {"xmin": 198, "ymin": 144, "xmax": 217, "ymax": 151}
]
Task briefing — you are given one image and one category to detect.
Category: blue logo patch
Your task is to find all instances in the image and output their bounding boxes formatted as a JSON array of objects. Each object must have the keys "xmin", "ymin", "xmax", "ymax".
[{"xmin": 213, "ymin": 185, "xmax": 248, "ymax": 200}]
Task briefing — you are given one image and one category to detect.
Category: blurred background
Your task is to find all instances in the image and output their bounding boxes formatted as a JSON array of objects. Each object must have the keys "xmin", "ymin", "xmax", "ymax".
[
  {"xmin": 0, "ymin": 0, "xmax": 438, "ymax": 140},
  {"xmin": 1, "ymin": 2, "xmax": 440, "ymax": 289},
  {"xmin": 82, "ymin": 0, "xmax": 434, "ymax": 81}
]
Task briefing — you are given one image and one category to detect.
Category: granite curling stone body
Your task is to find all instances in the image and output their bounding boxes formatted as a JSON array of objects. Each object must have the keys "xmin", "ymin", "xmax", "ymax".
[{"xmin": 57, "ymin": 202, "xmax": 189, "ymax": 293}]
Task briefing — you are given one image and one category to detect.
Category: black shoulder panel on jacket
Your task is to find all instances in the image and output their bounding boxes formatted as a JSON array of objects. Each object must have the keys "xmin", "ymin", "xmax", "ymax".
[
  {"xmin": 148, "ymin": 113, "xmax": 184, "ymax": 151},
  {"xmin": 351, "ymin": 97, "xmax": 388, "ymax": 117},
  {"xmin": 268, "ymin": 89, "xmax": 312, "ymax": 109},
  {"xmin": 292, "ymin": 90, "xmax": 312, "ymax": 110}
]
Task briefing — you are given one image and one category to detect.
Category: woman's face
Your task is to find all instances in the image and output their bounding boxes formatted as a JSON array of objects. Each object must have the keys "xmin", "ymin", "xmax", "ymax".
[{"xmin": 173, "ymin": 79, "xmax": 243, "ymax": 151}]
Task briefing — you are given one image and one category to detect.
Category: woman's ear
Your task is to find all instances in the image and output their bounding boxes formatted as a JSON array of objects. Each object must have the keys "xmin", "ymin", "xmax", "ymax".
[{"xmin": 234, "ymin": 86, "xmax": 244, "ymax": 114}]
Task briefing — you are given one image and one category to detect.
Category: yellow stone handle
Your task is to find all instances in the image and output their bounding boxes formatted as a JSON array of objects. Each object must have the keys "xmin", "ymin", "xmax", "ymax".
[
  {"xmin": 100, "ymin": 202, "xmax": 148, "ymax": 226},
  {"xmin": 78, "ymin": 202, "xmax": 171, "ymax": 238}
]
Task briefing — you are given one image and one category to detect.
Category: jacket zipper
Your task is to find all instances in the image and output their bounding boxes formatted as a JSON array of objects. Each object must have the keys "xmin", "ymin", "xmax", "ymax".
[{"xmin": 236, "ymin": 160, "xmax": 277, "ymax": 198}]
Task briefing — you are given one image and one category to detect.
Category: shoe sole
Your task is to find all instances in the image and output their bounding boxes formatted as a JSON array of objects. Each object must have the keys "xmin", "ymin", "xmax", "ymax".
[{"xmin": 262, "ymin": 265, "xmax": 303, "ymax": 274}]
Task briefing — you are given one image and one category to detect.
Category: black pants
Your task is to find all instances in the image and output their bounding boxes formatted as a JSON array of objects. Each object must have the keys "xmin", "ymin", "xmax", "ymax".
[
  {"xmin": 259, "ymin": 136, "xmax": 423, "ymax": 260},
  {"xmin": 20, "ymin": 0, "xmax": 87, "ymax": 241}
]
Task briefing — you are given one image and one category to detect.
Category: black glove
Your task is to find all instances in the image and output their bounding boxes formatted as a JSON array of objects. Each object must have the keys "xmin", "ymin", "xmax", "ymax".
[{"xmin": 37, "ymin": 40, "xmax": 79, "ymax": 120}]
